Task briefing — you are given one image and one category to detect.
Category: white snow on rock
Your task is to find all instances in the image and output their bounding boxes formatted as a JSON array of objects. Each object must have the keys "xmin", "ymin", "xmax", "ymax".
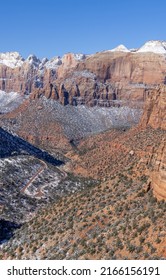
[
  {"xmin": 137, "ymin": 40, "xmax": 166, "ymax": 54},
  {"xmin": 41, "ymin": 98, "xmax": 142, "ymax": 140},
  {"xmin": 0, "ymin": 52, "xmax": 24, "ymax": 68},
  {"xmin": 161, "ymin": 41, "xmax": 166, "ymax": 49},
  {"xmin": 38, "ymin": 58, "xmax": 48, "ymax": 74},
  {"xmin": 44, "ymin": 53, "xmax": 86, "ymax": 70},
  {"xmin": 102, "ymin": 41, "xmax": 166, "ymax": 55},
  {"xmin": 44, "ymin": 56, "xmax": 62, "ymax": 69},
  {"xmin": 41, "ymin": 57, "xmax": 49, "ymax": 64},
  {"xmin": 61, "ymin": 53, "xmax": 86, "ymax": 64},
  {"xmin": 0, "ymin": 90, "xmax": 25, "ymax": 113},
  {"xmin": 130, "ymin": 48, "xmax": 138, "ymax": 52},
  {"xmin": 73, "ymin": 53, "xmax": 86, "ymax": 60},
  {"xmin": 109, "ymin": 44, "xmax": 130, "ymax": 52},
  {"xmin": 39, "ymin": 57, "xmax": 49, "ymax": 68},
  {"xmin": 73, "ymin": 70, "xmax": 96, "ymax": 79},
  {"xmin": 25, "ymin": 54, "xmax": 41, "ymax": 68}
]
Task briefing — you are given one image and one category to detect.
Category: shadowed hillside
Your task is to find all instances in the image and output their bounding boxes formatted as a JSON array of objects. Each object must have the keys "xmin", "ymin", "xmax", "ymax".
[{"xmin": 0, "ymin": 127, "xmax": 63, "ymax": 166}]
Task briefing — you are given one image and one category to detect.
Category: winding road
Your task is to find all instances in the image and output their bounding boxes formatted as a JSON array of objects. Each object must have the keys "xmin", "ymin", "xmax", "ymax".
[
  {"xmin": 20, "ymin": 159, "xmax": 47, "ymax": 195},
  {"xmin": 20, "ymin": 159, "xmax": 67, "ymax": 197}
]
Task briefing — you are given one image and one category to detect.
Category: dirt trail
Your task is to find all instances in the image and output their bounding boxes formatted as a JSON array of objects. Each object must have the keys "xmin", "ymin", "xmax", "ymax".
[
  {"xmin": 20, "ymin": 160, "xmax": 47, "ymax": 194},
  {"xmin": 20, "ymin": 159, "xmax": 67, "ymax": 197}
]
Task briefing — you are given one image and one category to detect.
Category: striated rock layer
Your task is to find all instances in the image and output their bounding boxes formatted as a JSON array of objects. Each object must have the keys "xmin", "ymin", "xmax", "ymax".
[
  {"xmin": 1, "ymin": 41, "xmax": 166, "ymax": 108},
  {"xmin": 140, "ymin": 85, "xmax": 166, "ymax": 130},
  {"xmin": 151, "ymin": 140, "xmax": 166, "ymax": 200},
  {"xmin": 140, "ymin": 85, "xmax": 166, "ymax": 200}
]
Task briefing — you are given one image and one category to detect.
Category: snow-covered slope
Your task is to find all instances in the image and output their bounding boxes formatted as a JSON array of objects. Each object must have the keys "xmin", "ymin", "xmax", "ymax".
[
  {"xmin": 25, "ymin": 55, "xmax": 41, "ymax": 68},
  {"xmin": 106, "ymin": 41, "xmax": 166, "ymax": 55},
  {"xmin": 44, "ymin": 56, "xmax": 62, "ymax": 69},
  {"xmin": 0, "ymin": 52, "xmax": 24, "ymax": 68},
  {"xmin": 42, "ymin": 53, "xmax": 85, "ymax": 69},
  {"xmin": 162, "ymin": 41, "xmax": 166, "ymax": 49},
  {"xmin": 73, "ymin": 53, "xmax": 86, "ymax": 60},
  {"xmin": 0, "ymin": 90, "xmax": 25, "ymax": 113},
  {"xmin": 137, "ymin": 40, "xmax": 166, "ymax": 54},
  {"xmin": 109, "ymin": 44, "xmax": 130, "ymax": 52}
]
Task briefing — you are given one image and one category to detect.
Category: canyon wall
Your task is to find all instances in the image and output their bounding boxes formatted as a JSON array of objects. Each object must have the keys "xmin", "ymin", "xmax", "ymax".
[
  {"xmin": 1, "ymin": 50, "xmax": 166, "ymax": 107},
  {"xmin": 151, "ymin": 141, "xmax": 166, "ymax": 200},
  {"xmin": 140, "ymin": 85, "xmax": 166, "ymax": 130},
  {"xmin": 140, "ymin": 85, "xmax": 166, "ymax": 200}
]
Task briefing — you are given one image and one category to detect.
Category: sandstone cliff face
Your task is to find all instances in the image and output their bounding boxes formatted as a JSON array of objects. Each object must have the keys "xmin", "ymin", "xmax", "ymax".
[
  {"xmin": 140, "ymin": 85, "xmax": 166, "ymax": 130},
  {"xmin": 0, "ymin": 62, "xmax": 39, "ymax": 95},
  {"xmin": 79, "ymin": 52, "xmax": 166, "ymax": 84},
  {"xmin": 140, "ymin": 85, "xmax": 166, "ymax": 200},
  {"xmin": 150, "ymin": 140, "xmax": 166, "ymax": 200},
  {"xmin": 1, "ymin": 50, "xmax": 166, "ymax": 107},
  {"xmin": 42, "ymin": 51, "xmax": 166, "ymax": 106}
]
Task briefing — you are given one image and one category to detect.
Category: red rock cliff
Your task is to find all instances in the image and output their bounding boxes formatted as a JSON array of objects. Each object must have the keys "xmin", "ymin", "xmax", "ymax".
[
  {"xmin": 1, "ymin": 48, "xmax": 166, "ymax": 107},
  {"xmin": 140, "ymin": 85, "xmax": 166, "ymax": 200}
]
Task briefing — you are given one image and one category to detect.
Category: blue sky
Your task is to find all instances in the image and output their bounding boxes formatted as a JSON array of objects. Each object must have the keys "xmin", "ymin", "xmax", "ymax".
[{"xmin": 1, "ymin": 0, "xmax": 165, "ymax": 59}]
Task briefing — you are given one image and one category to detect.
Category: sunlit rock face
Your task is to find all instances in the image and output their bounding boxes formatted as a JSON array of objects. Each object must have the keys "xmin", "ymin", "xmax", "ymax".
[
  {"xmin": 151, "ymin": 141, "xmax": 166, "ymax": 200},
  {"xmin": 140, "ymin": 85, "xmax": 166, "ymax": 200},
  {"xmin": 140, "ymin": 85, "xmax": 166, "ymax": 130},
  {"xmin": 1, "ymin": 41, "xmax": 166, "ymax": 108}
]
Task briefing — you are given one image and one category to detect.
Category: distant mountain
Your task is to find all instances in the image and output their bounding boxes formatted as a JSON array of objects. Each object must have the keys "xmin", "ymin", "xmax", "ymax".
[
  {"xmin": 0, "ymin": 40, "xmax": 166, "ymax": 112},
  {"xmin": 137, "ymin": 40, "xmax": 166, "ymax": 54}
]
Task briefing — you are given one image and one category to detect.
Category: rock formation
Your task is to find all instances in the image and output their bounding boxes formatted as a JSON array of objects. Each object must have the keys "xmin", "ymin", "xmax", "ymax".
[
  {"xmin": 140, "ymin": 85, "xmax": 166, "ymax": 200},
  {"xmin": 0, "ymin": 41, "xmax": 166, "ymax": 108},
  {"xmin": 151, "ymin": 140, "xmax": 166, "ymax": 200},
  {"xmin": 0, "ymin": 41, "xmax": 166, "ymax": 200},
  {"xmin": 140, "ymin": 85, "xmax": 166, "ymax": 130}
]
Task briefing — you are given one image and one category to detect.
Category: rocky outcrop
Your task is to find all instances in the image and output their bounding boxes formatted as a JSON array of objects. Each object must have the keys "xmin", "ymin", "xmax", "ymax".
[
  {"xmin": 1, "ymin": 42, "xmax": 166, "ymax": 107},
  {"xmin": 140, "ymin": 85, "xmax": 166, "ymax": 130},
  {"xmin": 49, "ymin": 51, "xmax": 166, "ymax": 106},
  {"xmin": 0, "ymin": 62, "xmax": 39, "ymax": 95},
  {"xmin": 140, "ymin": 85, "xmax": 166, "ymax": 200},
  {"xmin": 150, "ymin": 140, "xmax": 166, "ymax": 200}
]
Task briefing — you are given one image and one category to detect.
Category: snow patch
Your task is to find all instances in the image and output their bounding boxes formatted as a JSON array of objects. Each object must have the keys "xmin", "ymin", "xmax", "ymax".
[
  {"xmin": 137, "ymin": 40, "xmax": 166, "ymax": 54},
  {"xmin": 109, "ymin": 44, "xmax": 130, "ymax": 52},
  {"xmin": 73, "ymin": 70, "xmax": 96, "ymax": 79},
  {"xmin": 61, "ymin": 53, "xmax": 86, "ymax": 64},
  {"xmin": 100, "ymin": 41, "xmax": 166, "ymax": 55},
  {"xmin": 44, "ymin": 56, "xmax": 62, "ymax": 69},
  {"xmin": 41, "ymin": 98, "xmax": 142, "ymax": 140},
  {"xmin": 73, "ymin": 53, "xmax": 86, "ymax": 60},
  {"xmin": 0, "ymin": 90, "xmax": 25, "ymax": 113},
  {"xmin": 0, "ymin": 52, "xmax": 24, "ymax": 68},
  {"xmin": 25, "ymin": 55, "xmax": 41, "ymax": 68}
]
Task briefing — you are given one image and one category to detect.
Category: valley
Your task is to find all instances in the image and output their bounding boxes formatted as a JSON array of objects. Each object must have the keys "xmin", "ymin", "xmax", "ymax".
[{"xmin": 0, "ymin": 41, "xmax": 166, "ymax": 260}]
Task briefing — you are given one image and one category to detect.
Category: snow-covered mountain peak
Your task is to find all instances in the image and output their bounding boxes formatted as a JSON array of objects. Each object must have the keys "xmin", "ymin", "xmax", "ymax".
[
  {"xmin": 110, "ymin": 44, "xmax": 130, "ymax": 52},
  {"xmin": 0, "ymin": 90, "xmax": 26, "ymax": 113},
  {"xmin": 137, "ymin": 40, "xmax": 166, "ymax": 54},
  {"xmin": 26, "ymin": 54, "xmax": 41, "ymax": 67},
  {"xmin": 0, "ymin": 52, "xmax": 24, "ymax": 68}
]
